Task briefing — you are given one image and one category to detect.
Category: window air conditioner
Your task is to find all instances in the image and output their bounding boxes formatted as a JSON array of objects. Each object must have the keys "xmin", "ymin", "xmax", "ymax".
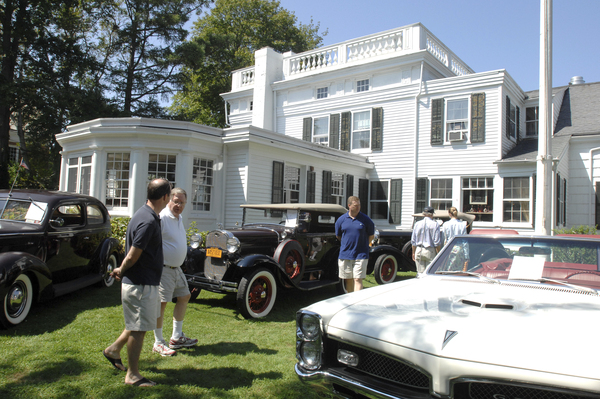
[{"xmin": 448, "ymin": 131, "xmax": 465, "ymax": 142}]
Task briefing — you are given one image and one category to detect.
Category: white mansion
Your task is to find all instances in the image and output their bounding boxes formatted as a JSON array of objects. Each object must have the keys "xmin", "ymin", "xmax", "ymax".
[{"xmin": 55, "ymin": 23, "xmax": 600, "ymax": 233}]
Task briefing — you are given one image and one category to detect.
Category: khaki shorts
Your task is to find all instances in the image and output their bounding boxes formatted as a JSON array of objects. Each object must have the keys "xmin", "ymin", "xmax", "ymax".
[
  {"xmin": 159, "ymin": 266, "xmax": 190, "ymax": 302},
  {"xmin": 338, "ymin": 259, "xmax": 368, "ymax": 279},
  {"xmin": 122, "ymin": 283, "xmax": 160, "ymax": 332},
  {"xmin": 414, "ymin": 246, "xmax": 437, "ymax": 273}
]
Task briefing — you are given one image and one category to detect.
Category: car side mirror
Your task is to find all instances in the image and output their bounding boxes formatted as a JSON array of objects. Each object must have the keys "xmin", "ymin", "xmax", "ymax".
[{"xmin": 50, "ymin": 217, "xmax": 65, "ymax": 227}]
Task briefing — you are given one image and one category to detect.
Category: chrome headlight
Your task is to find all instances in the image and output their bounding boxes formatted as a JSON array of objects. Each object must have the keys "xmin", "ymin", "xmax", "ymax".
[
  {"xmin": 296, "ymin": 311, "xmax": 323, "ymax": 370},
  {"xmin": 226, "ymin": 236, "xmax": 240, "ymax": 254},
  {"xmin": 190, "ymin": 233, "xmax": 203, "ymax": 249}
]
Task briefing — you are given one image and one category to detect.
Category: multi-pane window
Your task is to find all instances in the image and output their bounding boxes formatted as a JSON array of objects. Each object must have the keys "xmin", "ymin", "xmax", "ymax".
[
  {"xmin": 356, "ymin": 79, "xmax": 369, "ymax": 92},
  {"xmin": 503, "ymin": 177, "xmax": 530, "ymax": 223},
  {"xmin": 284, "ymin": 165, "xmax": 300, "ymax": 203},
  {"xmin": 313, "ymin": 117, "xmax": 329, "ymax": 145},
  {"xmin": 9, "ymin": 146, "xmax": 19, "ymax": 163},
  {"xmin": 462, "ymin": 177, "xmax": 494, "ymax": 222},
  {"xmin": 526, "ymin": 106, "xmax": 539, "ymax": 137},
  {"xmin": 148, "ymin": 153, "xmax": 176, "ymax": 187},
  {"xmin": 317, "ymin": 87, "xmax": 328, "ymax": 99},
  {"xmin": 508, "ymin": 101, "xmax": 517, "ymax": 139},
  {"xmin": 431, "ymin": 179, "xmax": 452, "ymax": 210},
  {"xmin": 370, "ymin": 181, "xmax": 388, "ymax": 219},
  {"xmin": 106, "ymin": 152, "xmax": 130, "ymax": 208},
  {"xmin": 192, "ymin": 158, "xmax": 213, "ymax": 211},
  {"xmin": 67, "ymin": 155, "xmax": 92, "ymax": 195},
  {"xmin": 446, "ymin": 99, "xmax": 469, "ymax": 141},
  {"xmin": 352, "ymin": 111, "xmax": 370, "ymax": 149},
  {"xmin": 331, "ymin": 173, "xmax": 344, "ymax": 205}
]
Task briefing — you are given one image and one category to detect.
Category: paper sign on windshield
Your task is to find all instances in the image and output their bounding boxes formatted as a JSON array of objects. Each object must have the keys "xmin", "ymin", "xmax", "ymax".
[
  {"xmin": 25, "ymin": 202, "xmax": 47, "ymax": 224},
  {"xmin": 508, "ymin": 255, "xmax": 544, "ymax": 280},
  {"xmin": 285, "ymin": 210, "xmax": 297, "ymax": 228}
]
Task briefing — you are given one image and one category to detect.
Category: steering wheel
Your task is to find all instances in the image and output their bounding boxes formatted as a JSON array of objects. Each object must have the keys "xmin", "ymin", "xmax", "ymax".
[{"xmin": 478, "ymin": 247, "xmax": 510, "ymax": 263}]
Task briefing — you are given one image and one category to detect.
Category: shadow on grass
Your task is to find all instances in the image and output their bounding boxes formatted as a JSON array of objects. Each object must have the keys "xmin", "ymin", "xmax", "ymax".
[{"xmin": 0, "ymin": 283, "xmax": 122, "ymax": 336}]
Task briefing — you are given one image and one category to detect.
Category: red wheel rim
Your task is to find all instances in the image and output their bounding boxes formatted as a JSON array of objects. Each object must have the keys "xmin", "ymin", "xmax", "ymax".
[
  {"xmin": 248, "ymin": 275, "xmax": 273, "ymax": 313},
  {"xmin": 284, "ymin": 250, "xmax": 302, "ymax": 279},
  {"xmin": 381, "ymin": 259, "xmax": 396, "ymax": 282}
]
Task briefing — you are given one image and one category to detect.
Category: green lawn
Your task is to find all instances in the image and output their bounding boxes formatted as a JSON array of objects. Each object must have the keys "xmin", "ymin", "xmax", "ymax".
[{"xmin": 0, "ymin": 273, "xmax": 415, "ymax": 398}]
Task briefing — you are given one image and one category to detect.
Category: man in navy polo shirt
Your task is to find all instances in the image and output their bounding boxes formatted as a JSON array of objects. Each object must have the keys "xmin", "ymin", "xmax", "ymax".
[{"xmin": 335, "ymin": 196, "xmax": 375, "ymax": 292}]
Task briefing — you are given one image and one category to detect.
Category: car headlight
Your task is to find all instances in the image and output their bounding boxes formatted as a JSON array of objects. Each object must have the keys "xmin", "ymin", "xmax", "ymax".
[
  {"xmin": 296, "ymin": 311, "xmax": 322, "ymax": 370},
  {"xmin": 190, "ymin": 233, "xmax": 203, "ymax": 249},
  {"xmin": 226, "ymin": 236, "xmax": 240, "ymax": 254}
]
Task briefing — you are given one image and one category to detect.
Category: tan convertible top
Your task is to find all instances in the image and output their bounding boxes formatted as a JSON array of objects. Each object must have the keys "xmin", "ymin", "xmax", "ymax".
[{"xmin": 240, "ymin": 203, "xmax": 347, "ymax": 214}]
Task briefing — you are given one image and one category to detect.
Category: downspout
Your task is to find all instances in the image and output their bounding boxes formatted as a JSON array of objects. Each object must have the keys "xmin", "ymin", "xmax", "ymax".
[
  {"xmin": 413, "ymin": 61, "xmax": 424, "ymax": 212},
  {"xmin": 589, "ymin": 147, "xmax": 600, "ymax": 223}
]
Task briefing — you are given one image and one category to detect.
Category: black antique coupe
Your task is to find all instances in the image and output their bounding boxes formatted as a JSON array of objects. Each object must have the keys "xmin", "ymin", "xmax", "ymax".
[{"xmin": 0, "ymin": 190, "xmax": 121, "ymax": 328}]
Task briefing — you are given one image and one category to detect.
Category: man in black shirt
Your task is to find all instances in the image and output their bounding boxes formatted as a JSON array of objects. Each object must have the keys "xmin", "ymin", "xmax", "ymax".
[{"xmin": 103, "ymin": 178, "xmax": 171, "ymax": 387}]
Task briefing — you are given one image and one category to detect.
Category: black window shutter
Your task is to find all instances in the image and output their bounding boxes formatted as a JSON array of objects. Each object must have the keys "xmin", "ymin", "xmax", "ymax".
[
  {"xmin": 596, "ymin": 182, "xmax": 600, "ymax": 228},
  {"xmin": 303, "ymin": 117, "xmax": 312, "ymax": 142},
  {"xmin": 329, "ymin": 114, "xmax": 340, "ymax": 149},
  {"xmin": 470, "ymin": 93, "xmax": 485, "ymax": 143},
  {"xmin": 563, "ymin": 178, "xmax": 567, "ymax": 226},
  {"xmin": 371, "ymin": 107, "xmax": 383, "ymax": 151},
  {"xmin": 555, "ymin": 173, "xmax": 560, "ymax": 224},
  {"xmin": 306, "ymin": 170, "xmax": 316, "ymax": 203},
  {"xmin": 415, "ymin": 178, "xmax": 429, "ymax": 213},
  {"xmin": 431, "ymin": 99, "xmax": 444, "ymax": 145},
  {"xmin": 389, "ymin": 179, "xmax": 402, "ymax": 224},
  {"xmin": 340, "ymin": 112, "xmax": 351, "ymax": 151},
  {"xmin": 532, "ymin": 174, "xmax": 536, "ymax": 226},
  {"xmin": 346, "ymin": 174, "xmax": 354, "ymax": 204},
  {"xmin": 516, "ymin": 105, "xmax": 520, "ymax": 143},
  {"xmin": 322, "ymin": 170, "xmax": 332, "ymax": 204},
  {"xmin": 272, "ymin": 161, "xmax": 284, "ymax": 204},
  {"xmin": 358, "ymin": 178, "xmax": 368, "ymax": 212},
  {"xmin": 505, "ymin": 96, "xmax": 511, "ymax": 139}
]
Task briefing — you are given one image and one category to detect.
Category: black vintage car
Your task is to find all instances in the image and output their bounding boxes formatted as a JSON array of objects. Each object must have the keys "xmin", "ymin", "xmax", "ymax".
[
  {"xmin": 183, "ymin": 203, "xmax": 410, "ymax": 319},
  {"xmin": 0, "ymin": 190, "xmax": 121, "ymax": 328}
]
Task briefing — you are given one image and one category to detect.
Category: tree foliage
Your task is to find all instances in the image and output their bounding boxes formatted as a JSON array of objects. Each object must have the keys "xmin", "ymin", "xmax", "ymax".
[{"xmin": 170, "ymin": 0, "xmax": 325, "ymax": 127}]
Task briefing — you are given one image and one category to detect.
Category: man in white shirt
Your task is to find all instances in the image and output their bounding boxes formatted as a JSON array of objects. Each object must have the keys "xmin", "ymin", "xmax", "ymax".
[
  {"xmin": 411, "ymin": 206, "xmax": 442, "ymax": 274},
  {"xmin": 153, "ymin": 188, "xmax": 198, "ymax": 356}
]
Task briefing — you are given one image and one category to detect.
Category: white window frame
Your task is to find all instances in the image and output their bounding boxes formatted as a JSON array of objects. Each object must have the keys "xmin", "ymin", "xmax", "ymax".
[
  {"xmin": 446, "ymin": 97, "xmax": 469, "ymax": 143},
  {"xmin": 356, "ymin": 78, "xmax": 370, "ymax": 93},
  {"xmin": 508, "ymin": 100, "xmax": 517, "ymax": 140},
  {"xmin": 9, "ymin": 146, "xmax": 19, "ymax": 163},
  {"xmin": 351, "ymin": 109, "xmax": 371, "ymax": 151},
  {"xmin": 105, "ymin": 152, "xmax": 131, "ymax": 209},
  {"xmin": 430, "ymin": 178, "xmax": 453, "ymax": 210},
  {"xmin": 148, "ymin": 153, "xmax": 177, "ymax": 187},
  {"xmin": 503, "ymin": 176, "xmax": 531, "ymax": 224},
  {"xmin": 313, "ymin": 116, "xmax": 329, "ymax": 145},
  {"xmin": 192, "ymin": 157, "xmax": 214, "ymax": 211},
  {"xmin": 526, "ymin": 106, "xmax": 539, "ymax": 137},
  {"xmin": 316, "ymin": 86, "xmax": 328, "ymax": 99},
  {"xmin": 369, "ymin": 180, "xmax": 389, "ymax": 221},
  {"xmin": 284, "ymin": 164, "xmax": 301, "ymax": 204},
  {"xmin": 67, "ymin": 154, "xmax": 92, "ymax": 195},
  {"xmin": 331, "ymin": 172, "xmax": 345, "ymax": 205}
]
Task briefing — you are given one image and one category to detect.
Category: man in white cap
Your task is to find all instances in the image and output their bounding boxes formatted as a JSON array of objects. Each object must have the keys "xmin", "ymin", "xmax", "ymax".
[{"xmin": 411, "ymin": 206, "xmax": 441, "ymax": 273}]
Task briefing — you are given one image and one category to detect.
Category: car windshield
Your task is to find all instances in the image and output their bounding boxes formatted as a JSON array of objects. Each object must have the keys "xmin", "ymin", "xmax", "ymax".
[
  {"xmin": 430, "ymin": 235, "xmax": 600, "ymax": 291},
  {"xmin": 0, "ymin": 198, "xmax": 48, "ymax": 224}
]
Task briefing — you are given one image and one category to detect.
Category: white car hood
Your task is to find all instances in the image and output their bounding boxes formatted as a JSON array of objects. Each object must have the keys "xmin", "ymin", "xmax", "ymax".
[{"xmin": 324, "ymin": 277, "xmax": 600, "ymax": 379}]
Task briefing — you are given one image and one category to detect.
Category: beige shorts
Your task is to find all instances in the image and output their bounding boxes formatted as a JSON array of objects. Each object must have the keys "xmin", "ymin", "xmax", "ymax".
[
  {"xmin": 122, "ymin": 283, "xmax": 160, "ymax": 331},
  {"xmin": 338, "ymin": 259, "xmax": 368, "ymax": 279},
  {"xmin": 159, "ymin": 266, "xmax": 190, "ymax": 302}
]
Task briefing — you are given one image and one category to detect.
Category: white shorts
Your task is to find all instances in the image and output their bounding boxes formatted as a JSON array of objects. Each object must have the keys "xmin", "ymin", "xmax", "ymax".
[
  {"xmin": 159, "ymin": 266, "xmax": 190, "ymax": 302},
  {"xmin": 122, "ymin": 283, "xmax": 160, "ymax": 332},
  {"xmin": 338, "ymin": 259, "xmax": 368, "ymax": 279}
]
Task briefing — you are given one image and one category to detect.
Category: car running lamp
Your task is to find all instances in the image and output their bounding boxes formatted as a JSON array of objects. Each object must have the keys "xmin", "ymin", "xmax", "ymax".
[
  {"xmin": 296, "ymin": 311, "xmax": 323, "ymax": 370},
  {"xmin": 190, "ymin": 233, "xmax": 203, "ymax": 249},
  {"xmin": 226, "ymin": 236, "xmax": 240, "ymax": 254}
]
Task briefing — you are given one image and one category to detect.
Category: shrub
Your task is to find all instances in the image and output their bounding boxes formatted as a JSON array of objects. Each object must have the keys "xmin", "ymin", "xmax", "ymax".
[
  {"xmin": 110, "ymin": 217, "xmax": 208, "ymax": 250},
  {"xmin": 553, "ymin": 225, "xmax": 599, "ymax": 235}
]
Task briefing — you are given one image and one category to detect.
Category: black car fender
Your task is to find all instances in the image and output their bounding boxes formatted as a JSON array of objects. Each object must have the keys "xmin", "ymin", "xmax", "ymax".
[
  {"xmin": 0, "ymin": 251, "xmax": 52, "ymax": 302},
  {"xmin": 368, "ymin": 245, "xmax": 414, "ymax": 273},
  {"xmin": 98, "ymin": 237, "xmax": 122, "ymax": 267},
  {"xmin": 234, "ymin": 254, "xmax": 284, "ymax": 283}
]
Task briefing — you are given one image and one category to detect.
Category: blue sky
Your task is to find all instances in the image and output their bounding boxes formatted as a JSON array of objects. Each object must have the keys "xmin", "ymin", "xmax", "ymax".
[{"xmin": 276, "ymin": 0, "xmax": 600, "ymax": 92}]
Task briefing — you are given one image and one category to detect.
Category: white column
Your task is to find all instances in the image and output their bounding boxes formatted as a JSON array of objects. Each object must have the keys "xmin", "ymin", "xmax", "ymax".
[
  {"xmin": 536, "ymin": 0, "xmax": 553, "ymax": 235},
  {"xmin": 129, "ymin": 149, "xmax": 145, "ymax": 217}
]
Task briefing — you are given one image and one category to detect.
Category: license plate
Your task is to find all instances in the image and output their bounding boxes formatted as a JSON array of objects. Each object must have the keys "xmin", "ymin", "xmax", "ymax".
[{"xmin": 206, "ymin": 247, "xmax": 222, "ymax": 258}]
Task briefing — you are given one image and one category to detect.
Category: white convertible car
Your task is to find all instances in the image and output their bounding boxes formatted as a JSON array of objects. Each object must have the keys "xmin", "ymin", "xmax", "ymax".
[{"xmin": 295, "ymin": 234, "xmax": 600, "ymax": 398}]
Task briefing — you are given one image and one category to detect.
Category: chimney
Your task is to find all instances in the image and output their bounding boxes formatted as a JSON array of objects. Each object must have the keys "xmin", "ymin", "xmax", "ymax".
[{"xmin": 569, "ymin": 76, "xmax": 585, "ymax": 85}]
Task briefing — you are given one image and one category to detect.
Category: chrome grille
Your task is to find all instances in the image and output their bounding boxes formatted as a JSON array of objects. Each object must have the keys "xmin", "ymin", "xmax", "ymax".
[
  {"xmin": 206, "ymin": 230, "xmax": 228, "ymax": 249},
  {"xmin": 335, "ymin": 341, "xmax": 429, "ymax": 389},
  {"xmin": 456, "ymin": 382, "xmax": 594, "ymax": 399},
  {"xmin": 204, "ymin": 256, "xmax": 228, "ymax": 280}
]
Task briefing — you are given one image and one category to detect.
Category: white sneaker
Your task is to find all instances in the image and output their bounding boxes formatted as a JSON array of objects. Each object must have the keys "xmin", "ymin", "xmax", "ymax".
[
  {"xmin": 153, "ymin": 342, "xmax": 176, "ymax": 356},
  {"xmin": 169, "ymin": 333, "xmax": 198, "ymax": 349}
]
